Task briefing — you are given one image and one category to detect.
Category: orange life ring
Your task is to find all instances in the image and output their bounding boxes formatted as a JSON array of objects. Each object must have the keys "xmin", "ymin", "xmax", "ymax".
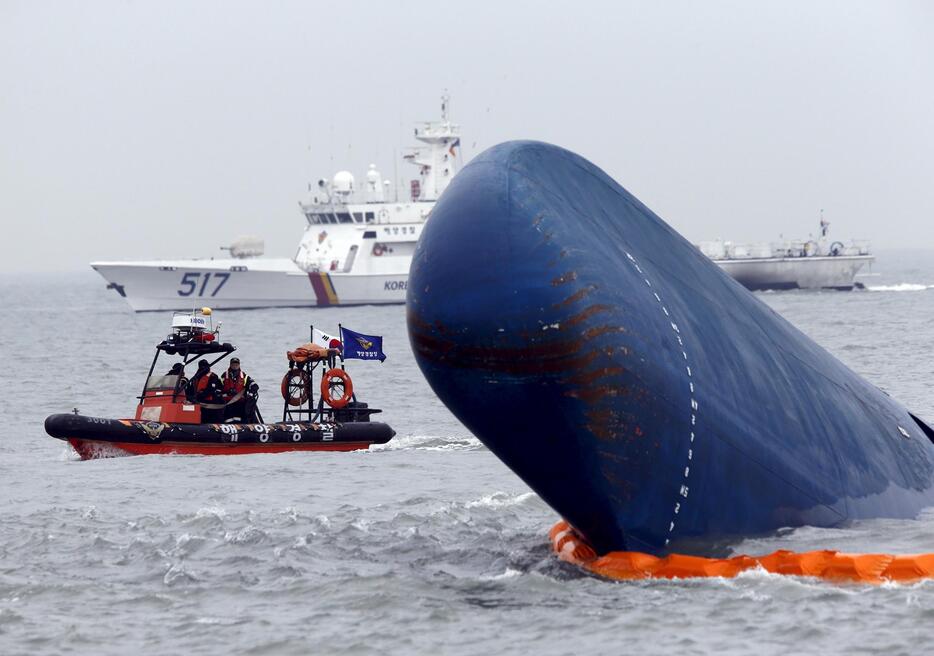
[
  {"xmin": 321, "ymin": 368, "xmax": 353, "ymax": 409},
  {"xmin": 373, "ymin": 243, "xmax": 384, "ymax": 256},
  {"xmin": 280, "ymin": 370, "xmax": 310, "ymax": 406}
]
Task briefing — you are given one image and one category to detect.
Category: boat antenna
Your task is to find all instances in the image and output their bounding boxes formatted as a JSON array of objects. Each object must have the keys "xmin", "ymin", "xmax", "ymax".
[{"xmin": 393, "ymin": 148, "xmax": 399, "ymax": 202}]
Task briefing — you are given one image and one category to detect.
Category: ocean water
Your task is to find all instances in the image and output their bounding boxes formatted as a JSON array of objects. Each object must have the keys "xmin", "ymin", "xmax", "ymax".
[{"xmin": 3, "ymin": 250, "xmax": 934, "ymax": 655}]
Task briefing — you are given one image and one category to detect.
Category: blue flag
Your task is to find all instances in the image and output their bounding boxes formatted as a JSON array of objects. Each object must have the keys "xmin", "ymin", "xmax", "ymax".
[{"xmin": 340, "ymin": 327, "xmax": 386, "ymax": 362}]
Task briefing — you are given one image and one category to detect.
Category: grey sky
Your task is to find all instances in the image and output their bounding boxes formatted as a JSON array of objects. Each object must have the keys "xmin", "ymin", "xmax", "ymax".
[{"xmin": 1, "ymin": 1, "xmax": 932, "ymax": 273}]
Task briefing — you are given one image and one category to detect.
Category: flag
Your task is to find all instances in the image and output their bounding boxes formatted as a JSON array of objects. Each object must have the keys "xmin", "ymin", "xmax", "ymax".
[
  {"xmin": 313, "ymin": 328, "xmax": 342, "ymax": 350},
  {"xmin": 340, "ymin": 327, "xmax": 386, "ymax": 362},
  {"xmin": 448, "ymin": 138, "xmax": 460, "ymax": 158}
]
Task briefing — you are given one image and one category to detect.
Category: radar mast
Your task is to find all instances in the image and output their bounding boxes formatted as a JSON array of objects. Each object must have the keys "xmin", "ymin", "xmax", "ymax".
[{"xmin": 404, "ymin": 92, "xmax": 462, "ymax": 201}]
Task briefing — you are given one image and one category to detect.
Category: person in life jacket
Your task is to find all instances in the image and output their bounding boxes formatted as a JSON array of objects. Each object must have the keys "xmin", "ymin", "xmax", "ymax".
[
  {"xmin": 166, "ymin": 362, "xmax": 188, "ymax": 397},
  {"xmin": 222, "ymin": 357, "xmax": 254, "ymax": 420},
  {"xmin": 189, "ymin": 359, "xmax": 223, "ymax": 405}
]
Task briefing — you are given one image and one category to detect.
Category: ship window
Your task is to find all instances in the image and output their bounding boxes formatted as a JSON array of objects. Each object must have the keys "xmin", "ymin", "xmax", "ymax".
[
  {"xmin": 365, "ymin": 212, "xmax": 375, "ymax": 223},
  {"xmin": 353, "ymin": 212, "xmax": 363, "ymax": 223},
  {"xmin": 363, "ymin": 231, "xmax": 377, "ymax": 239},
  {"xmin": 337, "ymin": 213, "xmax": 353, "ymax": 224},
  {"xmin": 306, "ymin": 213, "xmax": 320, "ymax": 225}
]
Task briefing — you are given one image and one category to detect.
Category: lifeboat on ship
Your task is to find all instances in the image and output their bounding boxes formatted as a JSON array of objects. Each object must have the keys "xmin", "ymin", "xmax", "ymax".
[{"xmin": 45, "ymin": 308, "xmax": 395, "ymax": 459}]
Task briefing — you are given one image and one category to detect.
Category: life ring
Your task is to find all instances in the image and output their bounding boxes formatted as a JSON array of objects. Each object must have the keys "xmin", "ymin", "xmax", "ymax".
[
  {"xmin": 829, "ymin": 241, "xmax": 845, "ymax": 256},
  {"xmin": 373, "ymin": 243, "xmax": 384, "ymax": 257},
  {"xmin": 280, "ymin": 370, "xmax": 310, "ymax": 406},
  {"xmin": 321, "ymin": 368, "xmax": 353, "ymax": 409}
]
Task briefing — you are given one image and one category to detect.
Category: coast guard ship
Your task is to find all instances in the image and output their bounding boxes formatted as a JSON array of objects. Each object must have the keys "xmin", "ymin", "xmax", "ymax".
[
  {"xmin": 698, "ymin": 217, "xmax": 874, "ymax": 291},
  {"xmin": 92, "ymin": 95, "xmax": 462, "ymax": 311}
]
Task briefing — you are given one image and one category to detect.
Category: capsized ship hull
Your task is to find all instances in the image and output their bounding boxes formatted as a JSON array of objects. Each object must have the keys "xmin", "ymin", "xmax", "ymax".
[{"xmin": 406, "ymin": 141, "xmax": 934, "ymax": 556}]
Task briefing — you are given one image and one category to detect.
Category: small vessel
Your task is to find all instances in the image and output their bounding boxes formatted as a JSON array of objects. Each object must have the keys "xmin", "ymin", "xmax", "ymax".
[
  {"xmin": 92, "ymin": 95, "xmax": 462, "ymax": 311},
  {"xmin": 407, "ymin": 140, "xmax": 934, "ymax": 557},
  {"xmin": 45, "ymin": 309, "xmax": 394, "ymax": 458},
  {"xmin": 698, "ymin": 218, "xmax": 874, "ymax": 290}
]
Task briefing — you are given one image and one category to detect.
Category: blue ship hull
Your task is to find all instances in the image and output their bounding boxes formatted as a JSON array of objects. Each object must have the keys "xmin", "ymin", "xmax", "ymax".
[{"xmin": 407, "ymin": 141, "xmax": 934, "ymax": 556}]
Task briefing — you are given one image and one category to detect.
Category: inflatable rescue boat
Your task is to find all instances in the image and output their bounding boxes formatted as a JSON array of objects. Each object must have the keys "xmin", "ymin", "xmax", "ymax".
[{"xmin": 46, "ymin": 309, "xmax": 394, "ymax": 459}]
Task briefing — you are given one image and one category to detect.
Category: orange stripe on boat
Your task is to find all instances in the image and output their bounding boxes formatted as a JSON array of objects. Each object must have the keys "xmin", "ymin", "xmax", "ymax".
[{"xmin": 549, "ymin": 520, "xmax": 934, "ymax": 584}]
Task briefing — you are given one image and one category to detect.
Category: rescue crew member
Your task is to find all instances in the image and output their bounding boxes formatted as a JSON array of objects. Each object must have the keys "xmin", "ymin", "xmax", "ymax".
[
  {"xmin": 221, "ymin": 357, "xmax": 253, "ymax": 420},
  {"xmin": 189, "ymin": 359, "xmax": 223, "ymax": 404},
  {"xmin": 167, "ymin": 362, "xmax": 187, "ymax": 397}
]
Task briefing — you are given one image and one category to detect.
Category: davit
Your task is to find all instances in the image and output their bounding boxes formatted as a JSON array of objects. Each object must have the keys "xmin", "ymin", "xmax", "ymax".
[{"xmin": 407, "ymin": 141, "xmax": 934, "ymax": 556}]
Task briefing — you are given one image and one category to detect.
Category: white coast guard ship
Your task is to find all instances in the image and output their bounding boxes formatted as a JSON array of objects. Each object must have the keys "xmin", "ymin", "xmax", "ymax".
[
  {"xmin": 92, "ymin": 96, "xmax": 462, "ymax": 311},
  {"xmin": 699, "ymin": 217, "xmax": 874, "ymax": 291}
]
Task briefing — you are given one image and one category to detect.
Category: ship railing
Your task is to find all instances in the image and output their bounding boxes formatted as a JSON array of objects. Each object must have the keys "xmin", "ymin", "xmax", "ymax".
[
  {"xmin": 769, "ymin": 240, "xmax": 812, "ymax": 258},
  {"xmin": 701, "ymin": 237, "xmax": 873, "ymax": 260},
  {"xmin": 707, "ymin": 241, "xmax": 776, "ymax": 260},
  {"xmin": 849, "ymin": 240, "xmax": 872, "ymax": 256}
]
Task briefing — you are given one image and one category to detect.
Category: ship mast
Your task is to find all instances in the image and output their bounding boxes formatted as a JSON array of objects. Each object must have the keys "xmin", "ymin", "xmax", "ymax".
[{"xmin": 403, "ymin": 92, "xmax": 462, "ymax": 201}]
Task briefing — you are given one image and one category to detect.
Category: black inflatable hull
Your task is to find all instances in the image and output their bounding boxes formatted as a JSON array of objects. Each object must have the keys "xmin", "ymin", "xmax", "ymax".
[{"xmin": 45, "ymin": 413, "xmax": 395, "ymax": 459}]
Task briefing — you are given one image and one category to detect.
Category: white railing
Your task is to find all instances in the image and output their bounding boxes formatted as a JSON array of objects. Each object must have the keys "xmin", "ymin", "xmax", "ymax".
[{"xmin": 698, "ymin": 238, "xmax": 873, "ymax": 260}]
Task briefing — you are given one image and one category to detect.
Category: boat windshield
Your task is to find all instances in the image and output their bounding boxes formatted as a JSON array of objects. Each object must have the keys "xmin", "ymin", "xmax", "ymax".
[{"xmin": 145, "ymin": 374, "xmax": 181, "ymax": 391}]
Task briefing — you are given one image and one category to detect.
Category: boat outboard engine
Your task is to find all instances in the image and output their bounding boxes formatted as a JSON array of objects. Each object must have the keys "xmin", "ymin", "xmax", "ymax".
[{"xmin": 334, "ymin": 401, "xmax": 370, "ymax": 423}]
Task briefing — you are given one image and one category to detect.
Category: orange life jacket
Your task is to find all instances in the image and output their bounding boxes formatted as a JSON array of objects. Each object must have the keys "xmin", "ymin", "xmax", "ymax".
[
  {"xmin": 222, "ymin": 370, "xmax": 247, "ymax": 395},
  {"xmin": 196, "ymin": 372, "xmax": 218, "ymax": 392}
]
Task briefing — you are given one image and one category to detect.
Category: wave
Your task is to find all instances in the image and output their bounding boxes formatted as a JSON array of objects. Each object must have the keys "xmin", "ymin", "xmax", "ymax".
[
  {"xmin": 480, "ymin": 567, "xmax": 524, "ymax": 581},
  {"xmin": 464, "ymin": 491, "xmax": 538, "ymax": 509},
  {"xmin": 367, "ymin": 434, "xmax": 484, "ymax": 452},
  {"xmin": 866, "ymin": 283, "xmax": 934, "ymax": 292}
]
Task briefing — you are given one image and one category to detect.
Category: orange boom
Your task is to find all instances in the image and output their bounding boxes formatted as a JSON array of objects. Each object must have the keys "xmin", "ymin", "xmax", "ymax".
[{"xmin": 550, "ymin": 520, "xmax": 934, "ymax": 584}]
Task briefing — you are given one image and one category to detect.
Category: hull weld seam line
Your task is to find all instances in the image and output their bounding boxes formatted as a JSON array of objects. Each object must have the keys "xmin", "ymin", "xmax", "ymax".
[{"xmin": 624, "ymin": 250, "xmax": 696, "ymax": 547}]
